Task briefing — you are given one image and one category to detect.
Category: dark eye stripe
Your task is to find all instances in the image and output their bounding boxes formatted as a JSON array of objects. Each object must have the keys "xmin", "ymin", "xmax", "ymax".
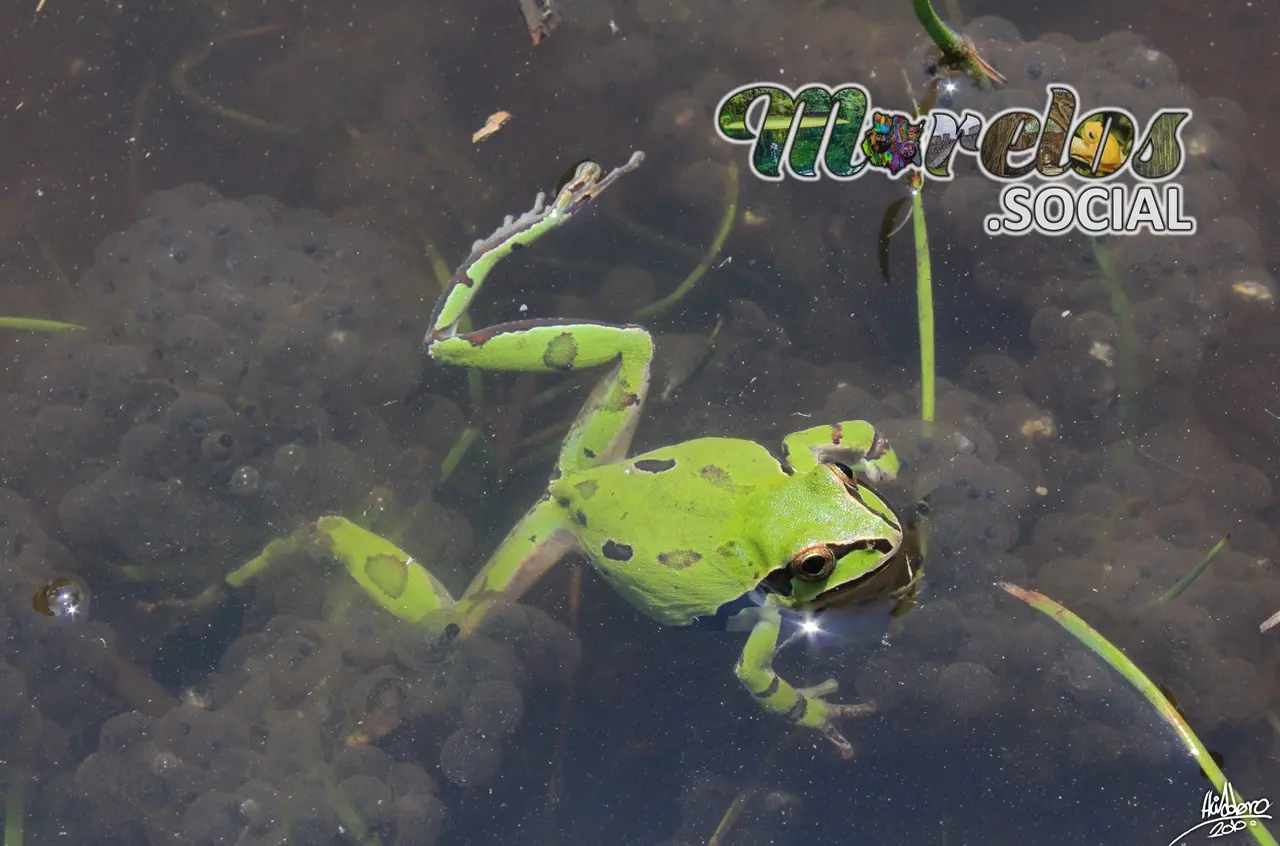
[{"xmin": 834, "ymin": 468, "xmax": 906, "ymax": 534}]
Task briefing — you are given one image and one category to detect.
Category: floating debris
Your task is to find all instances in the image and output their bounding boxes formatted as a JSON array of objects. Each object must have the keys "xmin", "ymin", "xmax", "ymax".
[
  {"xmin": 473, "ymin": 111, "xmax": 512, "ymax": 144},
  {"xmin": 1262, "ymin": 608, "xmax": 1280, "ymax": 635},
  {"xmin": 1019, "ymin": 415, "xmax": 1057, "ymax": 439},
  {"xmin": 517, "ymin": 0, "xmax": 562, "ymax": 45},
  {"xmin": 1232, "ymin": 279, "xmax": 1274, "ymax": 303}
]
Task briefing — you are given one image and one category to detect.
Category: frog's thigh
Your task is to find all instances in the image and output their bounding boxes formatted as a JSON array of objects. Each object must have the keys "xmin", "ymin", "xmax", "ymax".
[
  {"xmin": 456, "ymin": 497, "xmax": 578, "ymax": 629},
  {"xmin": 430, "ymin": 320, "xmax": 647, "ymax": 374},
  {"xmin": 734, "ymin": 613, "xmax": 828, "ymax": 730},
  {"xmin": 557, "ymin": 323, "xmax": 654, "ymax": 472},
  {"xmin": 434, "ymin": 320, "xmax": 653, "ymax": 472}
]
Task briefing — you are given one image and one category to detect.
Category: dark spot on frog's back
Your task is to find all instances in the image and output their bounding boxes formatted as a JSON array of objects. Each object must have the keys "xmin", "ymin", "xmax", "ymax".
[
  {"xmin": 699, "ymin": 465, "xmax": 731, "ymax": 486},
  {"xmin": 634, "ymin": 458, "xmax": 676, "ymax": 473},
  {"xmin": 575, "ymin": 479, "xmax": 598, "ymax": 499},
  {"xmin": 658, "ymin": 550, "xmax": 702, "ymax": 569},
  {"xmin": 574, "ymin": 509, "xmax": 588, "ymax": 527},
  {"xmin": 602, "ymin": 540, "xmax": 634, "ymax": 561}
]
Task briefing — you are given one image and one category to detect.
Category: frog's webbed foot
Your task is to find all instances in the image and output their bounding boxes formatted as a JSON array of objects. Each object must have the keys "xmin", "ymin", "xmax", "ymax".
[
  {"xmin": 735, "ymin": 606, "xmax": 876, "ymax": 759},
  {"xmin": 796, "ymin": 679, "xmax": 877, "ymax": 758}
]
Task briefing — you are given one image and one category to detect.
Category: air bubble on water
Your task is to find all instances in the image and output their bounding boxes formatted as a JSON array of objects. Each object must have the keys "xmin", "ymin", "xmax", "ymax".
[
  {"xmin": 32, "ymin": 577, "xmax": 91, "ymax": 625},
  {"xmin": 274, "ymin": 444, "xmax": 307, "ymax": 475},
  {"xmin": 230, "ymin": 465, "xmax": 262, "ymax": 495}
]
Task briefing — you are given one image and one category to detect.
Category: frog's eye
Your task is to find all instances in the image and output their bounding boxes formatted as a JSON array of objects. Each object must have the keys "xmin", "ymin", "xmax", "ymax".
[
  {"xmin": 789, "ymin": 545, "xmax": 836, "ymax": 582},
  {"xmin": 830, "ymin": 462, "xmax": 856, "ymax": 483}
]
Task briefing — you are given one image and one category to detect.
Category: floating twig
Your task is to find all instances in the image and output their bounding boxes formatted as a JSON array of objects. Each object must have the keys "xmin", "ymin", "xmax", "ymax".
[{"xmin": 1261, "ymin": 608, "xmax": 1279, "ymax": 635}]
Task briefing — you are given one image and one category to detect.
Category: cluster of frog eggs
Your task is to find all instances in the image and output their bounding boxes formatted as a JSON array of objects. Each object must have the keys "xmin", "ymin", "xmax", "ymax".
[
  {"xmin": 55, "ymin": 583, "xmax": 578, "ymax": 846},
  {"xmin": 0, "ymin": 488, "xmax": 190, "ymax": 815},
  {"xmin": 0, "ymin": 185, "xmax": 597, "ymax": 840},
  {"xmin": 0, "ymin": 182, "xmax": 477, "ymax": 588},
  {"xmin": 632, "ymin": 296, "xmax": 1275, "ymax": 781},
  {"xmin": 812, "ymin": 358, "xmax": 1276, "ymax": 780},
  {"xmin": 931, "ymin": 18, "xmax": 1274, "ymax": 426}
]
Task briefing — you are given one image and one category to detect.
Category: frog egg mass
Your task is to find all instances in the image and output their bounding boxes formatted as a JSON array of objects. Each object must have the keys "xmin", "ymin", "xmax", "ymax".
[{"xmin": 0, "ymin": 3, "xmax": 1276, "ymax": 842}]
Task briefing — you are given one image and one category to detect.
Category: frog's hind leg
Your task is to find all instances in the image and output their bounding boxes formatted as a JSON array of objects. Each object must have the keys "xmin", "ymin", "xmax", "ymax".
[
  {"xmin": 452, "ymin": 496, "xmax": 580, "ymax": 633},
  {"xmin": 733, "ymin": 602, "xmax": 876, "ymax": 759},
  {"xmin": 781, "ymin": 420, "xmax": 900, "ymax": 483},
  {"xmin": 430, "ymin": 319, "xmax": 653, "ymax": 473},
  {"xmin": 424, "ymin": 154, "xmax": 652, "ymax": 474}
]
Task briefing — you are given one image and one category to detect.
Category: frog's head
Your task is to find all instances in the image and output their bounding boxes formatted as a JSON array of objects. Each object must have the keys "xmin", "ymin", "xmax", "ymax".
[{"xmin": 752, "ymin": 462, "xmax": 903, "ymax": 611}]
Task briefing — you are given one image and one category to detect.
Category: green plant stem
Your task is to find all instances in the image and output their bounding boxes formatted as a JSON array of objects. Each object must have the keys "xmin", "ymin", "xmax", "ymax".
[
  {"xmin": 633, "ymin": 161, "xmax": 739, "ymax": 320},
  {"xmin": 0, "ymin": 317, "xmax": 84, "ymax": 332},
  {"xmin": 911, "ymin": 0, "xmax": 962, "ymax": 55},
  {"xmin": 1001, "ymin": 583, "xmax": 1278, "ymax": 846},
  {"xmin": 707, "ymin": 730, "xmax": 799, "ymax": 846},
  {"xmin": 1091, "ymin": 238, "xmax": 1139, "ymax": 437},
  {"xmin": 4, "ymin": 777, "xmax": 23, "ymax": 846},
  {"xmin": 911, "ymin": 184, "xmax": 935, "ymax": 424},
  {"xmin": 910, "ymin": 0, "xmax": 1002, "ymax": 88},
  {"xmin": 1151, "ymin": 536, "xmax": 1229, "ymax": 606},
  {"xmin": 438, "ymin": 426, "xmax": 480, "ymax": 484}
]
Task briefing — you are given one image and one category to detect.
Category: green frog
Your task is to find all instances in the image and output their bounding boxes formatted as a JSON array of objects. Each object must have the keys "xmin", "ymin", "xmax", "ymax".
[{"xmin": 258, "ymin": 153, "xmax": 916, "ymax": 757}]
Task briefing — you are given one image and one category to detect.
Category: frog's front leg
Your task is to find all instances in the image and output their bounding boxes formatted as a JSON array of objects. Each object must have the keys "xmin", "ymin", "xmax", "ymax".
[
  {"xmin": 734, "ymin": 601, "xmax": 875, "ymax": 758},
  {"xmin": 781, "ymin": 420, "xmax": 900, "ymax": 483}
]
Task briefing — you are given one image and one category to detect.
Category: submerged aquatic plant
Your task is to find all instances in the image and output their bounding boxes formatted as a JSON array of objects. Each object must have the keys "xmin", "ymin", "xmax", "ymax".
[
  {"xmin": 910, "ymin": 0, "xmax": 1006, "ymax": 88},
  {"xmin": 0, "ymin": 317, "xmax": 83, "ymax": 332},
  {"xmin": 1001, "ymin": 583, "xmax": 1278, "ymax": 846}
]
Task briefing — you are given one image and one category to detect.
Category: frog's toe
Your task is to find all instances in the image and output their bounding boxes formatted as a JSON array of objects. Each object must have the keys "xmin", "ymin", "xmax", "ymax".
[
  {"xmin": 798, "ymin": 678, "xmax": 840, "ymax": 698},
  {"xmin": 827, "ymin": 700, "xmax": 877, "ymax": 719},
  {"xmin": 791, "ymin": 681, "xmax": 876, "ymax": 757},
  {"xmin": 818, "ymin": 722, "xmax": 856, "ymax": 759}
]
